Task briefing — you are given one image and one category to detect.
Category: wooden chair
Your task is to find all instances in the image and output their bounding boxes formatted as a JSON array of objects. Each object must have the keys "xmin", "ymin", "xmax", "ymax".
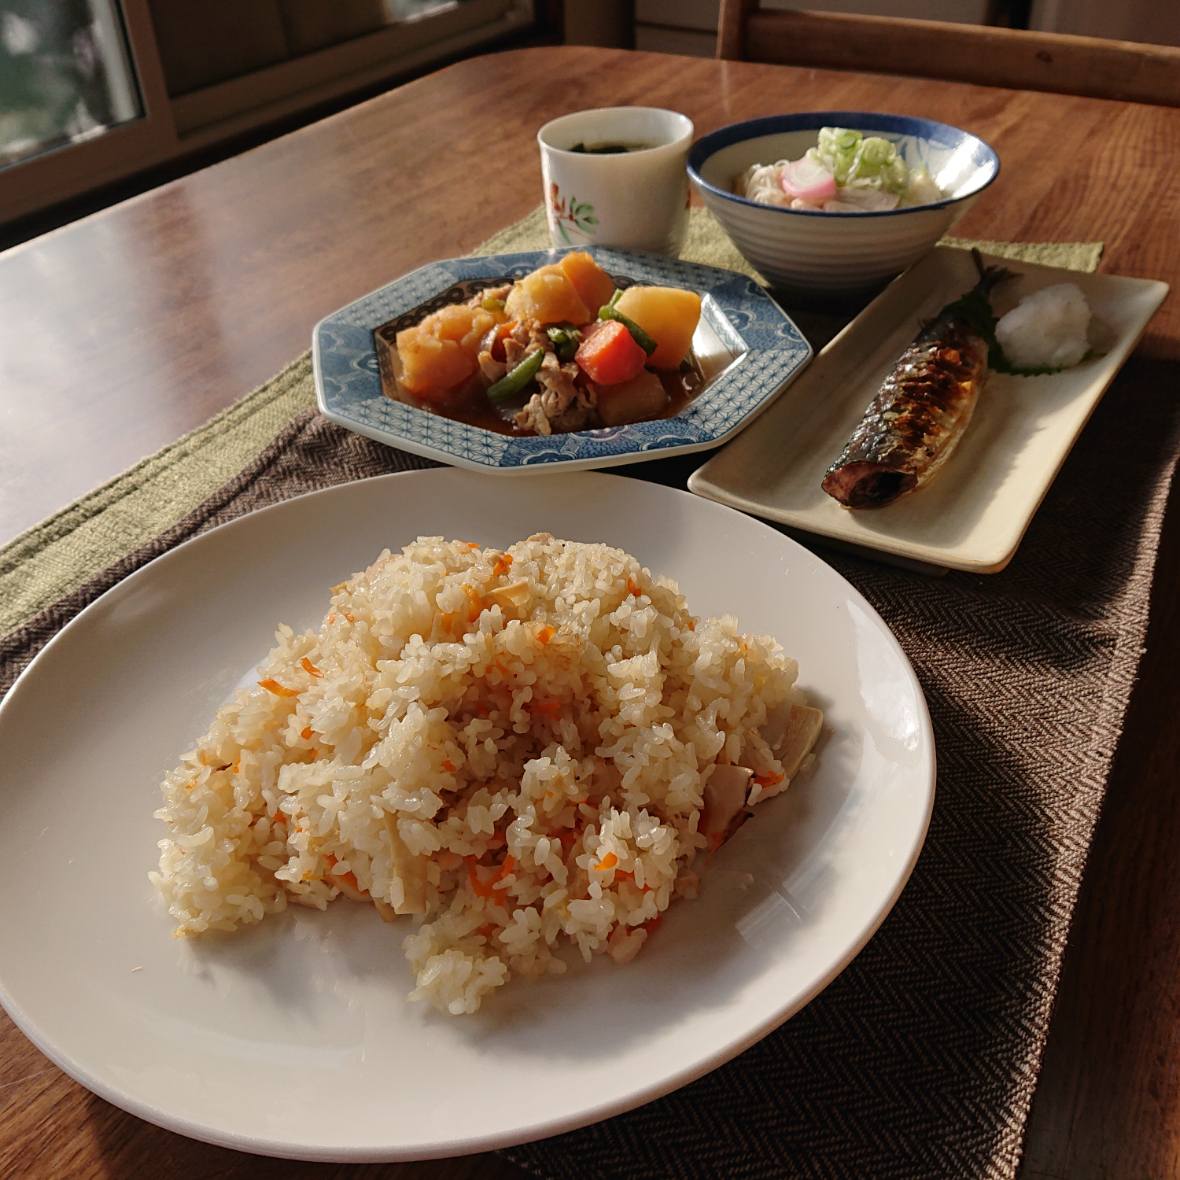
[{"xmin": 716, "ymin": 0, "xmax": 1180, "ymax": 107}]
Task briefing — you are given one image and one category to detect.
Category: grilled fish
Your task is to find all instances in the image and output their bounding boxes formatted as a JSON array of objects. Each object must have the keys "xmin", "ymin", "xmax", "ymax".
[{"xmin": 822, "ymin": 252, "xmax": 1013, "ymax": 509}]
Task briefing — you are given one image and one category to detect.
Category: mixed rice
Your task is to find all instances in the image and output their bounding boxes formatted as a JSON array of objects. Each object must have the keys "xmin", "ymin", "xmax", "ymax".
[{"xmin": 152, "ymin": 534, "xmax": 817, "ymax": 1015}]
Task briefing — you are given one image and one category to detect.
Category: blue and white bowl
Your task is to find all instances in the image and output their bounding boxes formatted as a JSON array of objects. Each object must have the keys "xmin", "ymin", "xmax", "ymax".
[
  {"xmin": 688, "ymin": 111, "xmax": 1000, "ymax": 295},
  {"xmin": 313, "ymin": 247, "xmax": 812, "ymax": 474}
]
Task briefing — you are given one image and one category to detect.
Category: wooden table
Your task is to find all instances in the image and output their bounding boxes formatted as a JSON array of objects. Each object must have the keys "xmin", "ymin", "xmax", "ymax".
[{"xmin": 1, "ymin": 45, "xmax": 1178, "ymax": 1180}]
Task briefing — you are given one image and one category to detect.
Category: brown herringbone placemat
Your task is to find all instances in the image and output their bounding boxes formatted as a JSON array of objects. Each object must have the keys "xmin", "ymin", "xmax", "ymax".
[{"xmin": 496, "ymin": 357, "xmax": 1180, "ymax": 1180}]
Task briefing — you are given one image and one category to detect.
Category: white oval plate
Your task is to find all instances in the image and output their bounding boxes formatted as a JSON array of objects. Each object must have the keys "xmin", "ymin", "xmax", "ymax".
[{"xmin": 0, "ymin": 470, "xmax": 934, "ymax": 1162}]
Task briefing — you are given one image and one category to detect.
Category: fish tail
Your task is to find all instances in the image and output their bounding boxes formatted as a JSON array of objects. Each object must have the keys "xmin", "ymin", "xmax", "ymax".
[{"xmin": 970, "ymin": 247, "xmax": 1017, "ymax": 298}]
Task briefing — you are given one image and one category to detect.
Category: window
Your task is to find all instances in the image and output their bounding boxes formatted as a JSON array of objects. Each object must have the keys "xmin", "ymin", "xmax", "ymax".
[
  {"xmin": 0, "ymin": 0, "xmax": 535, "ymax": 227},
  {"xmin": 1, "ymin": 0, "xmax": 141, "ymax": 171}
]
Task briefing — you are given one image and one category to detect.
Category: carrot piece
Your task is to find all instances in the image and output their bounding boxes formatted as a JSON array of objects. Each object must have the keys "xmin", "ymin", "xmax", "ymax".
[
  {"xmin": 595, "ymin": 851, "xmax": 619, "ymax": 872},
  {"xmin": 492, "ymin": 553, "xmax": 514, "ymax": 577},
  {"xmin": 442, "ymin": 759, "xmax": 457, "ymax": 772},
  {"xmin": 626, "ymin": 577, "xmax": 641, "ymax": 596},
  {"xmin": 466, "ymin": 856, "xmax": 495, "ymax": 899},
  {"xmin": 536, "ymin": 625, "xmax": 555, "ymax": 645},
  {"xmin": 300, "ymin": 727, "xmax": 313, "ymax": 740},
  {"xmin": 493, "ymin": 854, "xmax": 516, "ymax": 891},
  {"xmin": 643, "ymin": 914, "xmax": 663, "ymax": 935},
  {"xmin": 258, "ymin": 678, "xmax": 299, "ymax": 698},
  {"xmin": 464, "ymin": 585, "xmax": 484, "ymax": 622},
  {"xmin": 753, "ymin": 771, "xmax": 786, "ymax": 788},
  {"xmin": 529, "ymin": 699, "xmax": 561, "ymax": 716},
  {"xmin": 574, "ymin": 319, "xmax": 647, "ymax": 386},
  {"xmin": 300, "ymin": 657, "xmax": 323, "ymax": 677}
]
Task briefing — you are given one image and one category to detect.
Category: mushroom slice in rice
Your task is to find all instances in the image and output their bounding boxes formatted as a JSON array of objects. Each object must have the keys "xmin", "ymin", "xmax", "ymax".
[
  {"xmin": 486, "ymin": 578, "xmax": 530, "ymax": 608},
  {"xmin": 384, "ymin": 812, "xmax": 429, "ymax": 915},
  {"xmin": 702, "ymin": 765, "xmax": 754, "ymax": 846},
  {"xmin": 772, "ymin": 705, "xmax": 824, "ymax": 783},
  {"xmin": 704, "ymin": 704, "xmax": 825, "ymax": 847}
]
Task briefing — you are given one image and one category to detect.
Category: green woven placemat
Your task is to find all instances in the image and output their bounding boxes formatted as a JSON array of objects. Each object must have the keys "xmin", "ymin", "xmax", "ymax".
[{"xmin": 0, "ymin": 207, "xmax": 1102, "ymax": 637}]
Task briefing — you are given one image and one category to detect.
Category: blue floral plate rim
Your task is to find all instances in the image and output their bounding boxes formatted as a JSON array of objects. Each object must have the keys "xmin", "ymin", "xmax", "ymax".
[{"xmin": 312, "ymin": 246, "xmax": 812, "ymax": 474}]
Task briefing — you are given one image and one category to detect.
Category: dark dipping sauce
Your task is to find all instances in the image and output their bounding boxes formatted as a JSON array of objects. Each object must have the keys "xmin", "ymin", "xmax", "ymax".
[{"xmin": 568, "ymin": 141, "xmax": 657, "ymax": 154}]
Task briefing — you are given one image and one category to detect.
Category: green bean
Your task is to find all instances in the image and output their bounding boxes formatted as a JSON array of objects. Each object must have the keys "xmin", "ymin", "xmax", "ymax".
[
  {"xmin": 597, "ymin": 304, "xmax": 658, "ymax": 357},
  {"xmin": 487, "ymin": 348, "xmax": 545, "ymax": 404},
  {"xmin": 546, "ymin": 324, "xmax": 581, "ymax": 363}
]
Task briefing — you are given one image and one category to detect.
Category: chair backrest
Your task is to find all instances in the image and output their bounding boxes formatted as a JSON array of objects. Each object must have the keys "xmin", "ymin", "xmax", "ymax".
[{"xmin": 716, "ymin": 0, "xmax": 1180, "ymax": 107}]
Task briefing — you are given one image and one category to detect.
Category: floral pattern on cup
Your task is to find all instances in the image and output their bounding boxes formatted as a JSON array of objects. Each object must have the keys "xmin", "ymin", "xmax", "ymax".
[{"xmin": 550, "ymin": 182, "xmax": 598, "ymax": 244}]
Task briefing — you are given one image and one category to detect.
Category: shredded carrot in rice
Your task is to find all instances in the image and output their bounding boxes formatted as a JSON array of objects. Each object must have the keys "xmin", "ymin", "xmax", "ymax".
[
  {"xmin": 464, "ymin": 585, "xmax": 483, "ymax": 622},
  {"xmin": 442, "ymin": 759, "xmax": 457, "ymax": 772},
  {"xmin": 536, "ymin": 624, "xmax": 555, "ymax": 645},
  {"xmin": 492, "ymin": 553, "xmax": 514, "ymax": 577},
  {"xmin": 300, "ymin": 727, "xmax": 313, "ymax": 740},
  {"xmin": 595, "ymin": 852, "xmax": 619, "ymax": 872},
  {"xmin": 626, "ymin": 577, "xmax": 641, "ymax": 596},
  {"xmin": 300, "ymin": 657, "xmax": 323, "ymax": 677},
  {"xmin": 258, "ymin": 678, "xmax": 299, "ymax": 697}
]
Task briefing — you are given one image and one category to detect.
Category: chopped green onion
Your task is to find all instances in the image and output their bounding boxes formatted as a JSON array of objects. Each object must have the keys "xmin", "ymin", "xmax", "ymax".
[{"xmin": 487, "ymin": 348, "xmax": 545, "ymax": 404}]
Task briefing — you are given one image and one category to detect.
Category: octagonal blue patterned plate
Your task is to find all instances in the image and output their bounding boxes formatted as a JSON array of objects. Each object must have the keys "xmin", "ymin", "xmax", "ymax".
[{"xmin": 312, "ymin": 247, "xmax": 812, "ymax": 474}]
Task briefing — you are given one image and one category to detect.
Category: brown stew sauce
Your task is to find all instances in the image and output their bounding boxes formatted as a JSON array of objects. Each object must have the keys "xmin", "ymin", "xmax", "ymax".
[{"xmin": 404, "ymin": 362, "xmax": 705, "ymax": 436}]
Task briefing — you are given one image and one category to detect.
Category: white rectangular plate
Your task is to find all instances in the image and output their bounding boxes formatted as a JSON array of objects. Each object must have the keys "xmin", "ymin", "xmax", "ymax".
[{"xmin": 688, "ymin": 247, "xmax": 1169, "ymax": 573}]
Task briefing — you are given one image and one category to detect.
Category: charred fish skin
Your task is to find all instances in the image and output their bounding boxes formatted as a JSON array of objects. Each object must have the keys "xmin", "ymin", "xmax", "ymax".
[
  {"xmin": 822, "ymin": 254, "xmax": 1012, "ymax": 510},
  {"xmin": 822, "ymin": 321, "xmax": 988, "ymax": 508}
]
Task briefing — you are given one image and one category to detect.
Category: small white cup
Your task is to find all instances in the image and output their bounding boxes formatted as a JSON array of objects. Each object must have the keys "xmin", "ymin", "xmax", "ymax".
[{"xmin": 537, "ymin": 107, "xmax": 694, "ymax": 257}]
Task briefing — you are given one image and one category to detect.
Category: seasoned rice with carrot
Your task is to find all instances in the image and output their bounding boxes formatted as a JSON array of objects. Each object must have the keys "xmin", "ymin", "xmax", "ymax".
[{"xmin": 152, "ymin": 534, "xmax": 819, "ymax": 1015}]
